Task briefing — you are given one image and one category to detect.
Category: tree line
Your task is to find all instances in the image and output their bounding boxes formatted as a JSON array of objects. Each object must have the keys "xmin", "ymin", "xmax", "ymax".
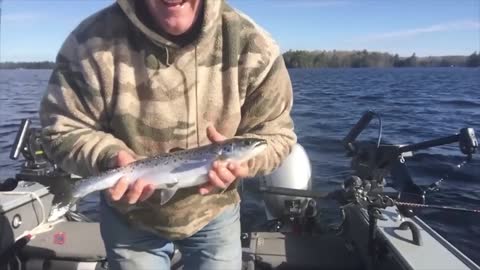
[
  {"xmin": 0, "ymin": 61, "xmax": 55, "ymax": 69},
  {"xmin": 1, "ymin": 51, "xmax": 479, "ymax": 69},
  {"xmin": 283, "ymin": 50, "xmax": 480, "ymax": 68}
]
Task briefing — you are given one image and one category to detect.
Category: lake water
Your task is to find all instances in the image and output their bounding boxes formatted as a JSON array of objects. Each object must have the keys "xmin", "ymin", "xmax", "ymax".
[{"xmin": 1, "ymin": 68, "xmax": 479, "ymax": 264}]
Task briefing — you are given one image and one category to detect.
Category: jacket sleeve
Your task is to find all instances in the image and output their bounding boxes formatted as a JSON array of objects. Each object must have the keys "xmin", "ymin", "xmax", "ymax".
[
  {"xmin": 39, "ymin": 34, "xmax": 134, "ymax": 177},
  {"xmin": 237, "ymin": 48, "xmax": 297, "ymax": 177}
]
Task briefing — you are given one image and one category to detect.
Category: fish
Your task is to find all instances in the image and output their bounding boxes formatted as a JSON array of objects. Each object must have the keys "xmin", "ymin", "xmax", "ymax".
[{"xmin": 47, "ymin": 138, "xmax": 267, "ymax": 222}]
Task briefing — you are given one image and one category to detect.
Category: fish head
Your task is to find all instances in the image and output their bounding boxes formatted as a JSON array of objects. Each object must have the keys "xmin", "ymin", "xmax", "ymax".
[{"xmin": 218, "ymin": 138, "xmax": 267, "ymax": 162}]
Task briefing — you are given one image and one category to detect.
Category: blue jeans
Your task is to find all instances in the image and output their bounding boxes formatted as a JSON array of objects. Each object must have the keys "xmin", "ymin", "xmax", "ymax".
[{"xmin": 99, "ymin": 198, "xmax": 242, "ymax": 270}]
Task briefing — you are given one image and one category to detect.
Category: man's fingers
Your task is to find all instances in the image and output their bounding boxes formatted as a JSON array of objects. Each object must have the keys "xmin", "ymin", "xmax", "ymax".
[
  {"xmin": 199, "ymin": 184, "xmax": 216, "ymax": 195},
  {"xmin": 198, "ymin": 171, "xmax": 226, "ymax": 195},
  {"xmin": 125, "ymin": 179, "xmax": 149, "ymax": 204},
  {"xmin": 108, "ymin": 177, "xmax": 129, "ymax": 201},
  {"xmin": 216, "ymin": 167, "xmax": 236, "ymax": 185},
  {"xmin": 208, "ymin": 170, "xmax": 227, "ymax": 189},
  {"xmin": 109, "ymin": 151, "xmax": 155, "ymax": 204},
  {"xmin": 228, "ymin": 162, "xmax": 249, "ymax": 178},
  {"xmin": 199, "ymin": 165, "xmax": 239, "ymax": 195},
  {"xmin": 200, "ymin": 170, "xmax": 226, "ymax": 195},
  {"xmin": 139, "ymin": 184, "xmax": 156, "ymax": 202}
]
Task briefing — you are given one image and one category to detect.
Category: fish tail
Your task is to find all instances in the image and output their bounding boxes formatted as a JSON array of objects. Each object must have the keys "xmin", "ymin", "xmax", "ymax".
[
  {"xmin": 46, "ymin": 177, "xmax": 83, "ymax": 222},
  {"xmin": 47, "ymin": 171, "xmax": 124, "ymax": 221},
  {"xmin": 47, "ymin": 199, "xmax": 78, "ymax": 222}
]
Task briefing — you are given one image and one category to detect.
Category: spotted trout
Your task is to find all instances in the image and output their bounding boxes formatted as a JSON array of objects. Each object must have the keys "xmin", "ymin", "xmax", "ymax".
[{"xmin": 48, "ymin": 138, "xmax": 267, "ymax": 221}]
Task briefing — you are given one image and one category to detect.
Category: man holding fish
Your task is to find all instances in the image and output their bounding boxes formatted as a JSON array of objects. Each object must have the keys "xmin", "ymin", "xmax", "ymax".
[{"xmin": 39, "ymin": 0, "xmax": 296, "ymax": 269}]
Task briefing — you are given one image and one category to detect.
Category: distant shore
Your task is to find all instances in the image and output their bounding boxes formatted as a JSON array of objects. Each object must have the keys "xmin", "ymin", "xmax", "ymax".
[
  {"xmin": 0, "ymin": 61, "xmax": 55, "ymax": 70},
  {"xmin": 1, "ymin": 50, "xmax": 479, "ymax": 69},
  {"xmin": 283, "ymin": 50, "xmax": 480, "ymax": 68}
]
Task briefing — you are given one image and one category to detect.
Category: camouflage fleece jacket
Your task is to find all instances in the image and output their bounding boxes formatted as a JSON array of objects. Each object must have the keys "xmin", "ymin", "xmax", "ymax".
[{"xmin": 39, "ymin": 0, "xmax": 296, "ymax": 240}]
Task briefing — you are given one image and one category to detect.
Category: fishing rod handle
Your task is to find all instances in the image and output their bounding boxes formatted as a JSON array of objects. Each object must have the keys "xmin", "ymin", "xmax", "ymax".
[{"xmin": 342, "ymin": 111, "xmax": 375, "ymax": 151}]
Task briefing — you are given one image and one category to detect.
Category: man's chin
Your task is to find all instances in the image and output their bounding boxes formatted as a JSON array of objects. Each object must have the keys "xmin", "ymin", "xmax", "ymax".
[{"xmin": 160, "ymin": 20, "xmax": 193, "ymax": 36}]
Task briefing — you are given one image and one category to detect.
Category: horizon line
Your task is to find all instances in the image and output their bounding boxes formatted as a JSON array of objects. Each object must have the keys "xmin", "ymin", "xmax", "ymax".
[
  {"xmin": 281, "ymin": 49, "xmax": 478, "ymax": 57},
  {"xmin": 2, "ymin": 49, "xmax": 478, "ymax": 63}
]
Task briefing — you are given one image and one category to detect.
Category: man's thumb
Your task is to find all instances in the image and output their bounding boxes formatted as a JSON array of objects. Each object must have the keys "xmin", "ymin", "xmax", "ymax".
[
  {"xmin": 116, "ymin": 150, "xmax": 136, "ymax": 166},
  {"xmin": 207, "ymin": 125, "xmax": 226, "ymax": 143}
]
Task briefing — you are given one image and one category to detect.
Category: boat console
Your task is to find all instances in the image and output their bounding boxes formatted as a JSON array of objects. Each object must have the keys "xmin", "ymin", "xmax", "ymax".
[{"xmin": 0, "ymin": 119, "xmax": 107, "ymax": 269}]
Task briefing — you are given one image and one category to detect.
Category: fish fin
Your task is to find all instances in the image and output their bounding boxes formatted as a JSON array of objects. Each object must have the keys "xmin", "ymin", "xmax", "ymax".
[{"xmin": 159, "ymin": 186, "xmax": 178, "ymax": 205}]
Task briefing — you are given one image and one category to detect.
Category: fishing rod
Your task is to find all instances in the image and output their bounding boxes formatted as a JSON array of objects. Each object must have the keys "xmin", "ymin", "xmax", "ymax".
[
  {"xmin": 258, "ymin": 185, "xmax": 480, "ymax": 214},
  {"xmin": 395, "ymin": 201, "xmax": 480, "ymax": 214}
]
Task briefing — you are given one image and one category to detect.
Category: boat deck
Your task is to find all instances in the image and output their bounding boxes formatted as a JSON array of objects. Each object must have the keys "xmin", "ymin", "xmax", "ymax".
[{"xmin": 240, "ymin": 232, "xmax": 363, "ymax": 270}]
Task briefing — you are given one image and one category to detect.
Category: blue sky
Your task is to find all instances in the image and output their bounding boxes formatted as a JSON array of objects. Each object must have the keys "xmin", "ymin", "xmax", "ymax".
[{"xmin": 1, "ymin": 0, "xmax": 479, "ymax": 61}]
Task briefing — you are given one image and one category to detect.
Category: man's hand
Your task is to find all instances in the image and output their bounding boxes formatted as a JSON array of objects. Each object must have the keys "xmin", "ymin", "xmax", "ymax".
[
  {"xmin": 199, "ymin": 126, "xmax": 249, "ymax": 195},
  {"xmin": 107, "ymin": 151, "xmax": 156, "ymax": 204}
]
